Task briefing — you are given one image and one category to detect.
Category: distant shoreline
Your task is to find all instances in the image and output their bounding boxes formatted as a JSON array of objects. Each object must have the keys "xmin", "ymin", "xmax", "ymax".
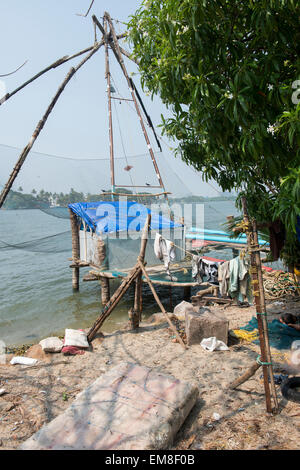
[{"xmin": 3, "ymin": 190, "xmax": 236, "ymax": 210}]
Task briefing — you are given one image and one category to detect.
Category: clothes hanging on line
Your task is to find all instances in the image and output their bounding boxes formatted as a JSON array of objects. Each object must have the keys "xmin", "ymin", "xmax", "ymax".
[
  {"xmin": 218, "ymin": 255, "xmax": 251, "ymax": 302},
  {"xmin": 218, "ymin": 260, "xmax": 230, "ymax": 296},
  {"xmin": 192, "ymin": 256, "xmax": 220, "ymax": 284},
  {"xmin": 154, "ymin": 233, "xmax": 177, "ymax": 280}
]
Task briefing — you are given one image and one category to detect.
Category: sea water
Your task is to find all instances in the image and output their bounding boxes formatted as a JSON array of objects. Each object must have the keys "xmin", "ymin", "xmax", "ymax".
[{"xmin": 0, "ymin": 200, "xmax": 238, "ymax": 346}]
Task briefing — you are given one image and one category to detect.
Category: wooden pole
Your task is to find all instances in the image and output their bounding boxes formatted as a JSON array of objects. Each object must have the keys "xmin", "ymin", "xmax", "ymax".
[
  {"xmin": 87, "ymin": 215, "xmax": 151, "ymax": 340},
  {"xmin": 104, "ymin": 18, "xmax": 115, "ymax": 198},
  {"xmin": 252, "ymin": 219, "xmax": 279, "ymax": 412},
  {"xmin": 97, "ymin": 237, "xmax": 110, "ymax": 304},
  {"xmin": 69, "ymin": 208, "xmax": 80, "ymax": 291},
  {"xmin": 93, "ymin": 13, "xmax": 168, "ymax": 204},
  {"xmin": 130, "ymin": 214, "xmax": 151, "ymax": 328},
  {"xmin": 100, "ymin": 277, "xmax": 110, "ymax": 305},
  {"xmin": 241, "ymin": 197, "xmax": 278, "ymax": 413},
  {"xmin": 228, "ymin": 362, "xmax": 261, "ymax": 390},
  {"xmin": 0, "ymin": 43, "xmax": 101, "ymax": 107},
  {"xmin": 183, "ymin": 286, "xmax": 191, "ymax": 301},
  {"xmin": 0, "ymin": 32, "xmax": 126, "ymax": 107},
  {"xmin": 134, "ymin": 276, "xmax": 142, "ymax": 321},
  {"xmin": 0, "ymin": 42, "xmax": 104, "ymax": 209},
  {"xmin": 87, "ymin": 263, "xmax": 142, "ymax": 341}
]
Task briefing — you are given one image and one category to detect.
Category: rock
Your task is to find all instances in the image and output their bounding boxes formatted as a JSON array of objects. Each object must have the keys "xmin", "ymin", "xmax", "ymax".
[
  {"xmin": 25, "ymin": 345, "xmax": 51, "ymax": 362},
  {"xmin": 185, "ymin": 308, "xmax": 229, "ymax": 346},
  {"xmin": 39, "ymin": 337, "xmax": 63, "ymax": 353}
]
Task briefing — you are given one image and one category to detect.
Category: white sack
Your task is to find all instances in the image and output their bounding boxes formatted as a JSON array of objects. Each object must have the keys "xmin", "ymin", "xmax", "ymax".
[{"xmin": 64, "ymin": 329, "xmax": 89, "ymax": 348}]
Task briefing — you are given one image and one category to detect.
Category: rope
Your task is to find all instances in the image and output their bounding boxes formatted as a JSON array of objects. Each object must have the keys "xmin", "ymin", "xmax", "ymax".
[
  {"xmin": 256, "ymin": 355, "xmax": 272, "ymax": 366},
  {"xmin": 232, "ymin": 329, "xmax": 259, "ymax": 342},
  {"xmin": 263, "ymin": 270, "xmax": 300, "ymax": 299},
  {"xmin": 112, "ymin": 95, "xmax": 137, "ymax": 195}
]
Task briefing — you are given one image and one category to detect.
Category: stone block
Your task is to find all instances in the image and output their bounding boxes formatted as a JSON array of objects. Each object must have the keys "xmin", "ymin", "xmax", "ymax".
[
  {"xmin": 185, "ymin": 308, "xmax": 228, "ymax": 346},
  {"xmin": 20, "ymin": 362, "xmax": 199, "ymax": 450}
]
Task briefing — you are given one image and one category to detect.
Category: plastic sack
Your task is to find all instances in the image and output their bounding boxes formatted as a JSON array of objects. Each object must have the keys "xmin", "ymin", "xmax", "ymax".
[
  {"xmin": 64, "ymin": 329, "xmax": 89, "ymax": 348},
  {"xmin": 10, "ymin": 356, "xmax": 38, "ymax": 365},
  {"xmin": 200, "ymin": 337, "xmax": 229, "ymax": 352}
]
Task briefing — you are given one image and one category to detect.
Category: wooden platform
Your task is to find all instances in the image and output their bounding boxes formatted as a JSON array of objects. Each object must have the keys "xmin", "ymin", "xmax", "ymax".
[{"xmin": 86, "ymin": 261, "xmax": 200, "ymax": 287}]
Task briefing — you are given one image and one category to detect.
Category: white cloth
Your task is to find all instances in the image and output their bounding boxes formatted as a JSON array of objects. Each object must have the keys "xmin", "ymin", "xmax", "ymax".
[
  {"xmin": 10, "ymin": 356, "xmax": 38, "ymax": 365},
  {"xmin": 154, "ymin": 233, "xmax": 175, "ymax": 268},
  {"xmin": 200, "ymin": 337, "xmax": 229, "ymax": 352}
]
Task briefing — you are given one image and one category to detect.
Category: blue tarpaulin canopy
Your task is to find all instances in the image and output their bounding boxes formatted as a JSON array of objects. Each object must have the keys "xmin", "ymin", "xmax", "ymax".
[{"xmin": 68, "ymin": 201, "xmax": 182, "ymax": 235}]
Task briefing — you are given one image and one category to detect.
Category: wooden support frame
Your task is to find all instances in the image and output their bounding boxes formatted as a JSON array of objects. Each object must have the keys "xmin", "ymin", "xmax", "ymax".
[
  {"xmin": 69, "ymin": 208, "xmax": 80, "ymax": 291},
  {"xmin": 229, "ymin": 198, "xmax": 279, "ymax": 413},
  {"xmin": 93, "ymin": 13, "xmax": 169, "ymax": 204},
  {"xmin": 0, "ymin": 41, "xmax": 104, "ymax": 209},
  {"xmin": 87, "ymin": 214, "xmax": 186, "ymax": 349}
]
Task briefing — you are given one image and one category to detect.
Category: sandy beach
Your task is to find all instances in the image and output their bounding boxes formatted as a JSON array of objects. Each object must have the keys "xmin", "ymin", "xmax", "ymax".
[{"xmin": 0, "ymin": 298, "xmax": 300, "ymax": 451}]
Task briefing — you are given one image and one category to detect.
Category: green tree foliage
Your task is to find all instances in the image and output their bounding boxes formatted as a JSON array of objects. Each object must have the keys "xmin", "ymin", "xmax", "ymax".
[{"xmin": 128, "ymin": 0, "xmax": 300, "ymax": 266}]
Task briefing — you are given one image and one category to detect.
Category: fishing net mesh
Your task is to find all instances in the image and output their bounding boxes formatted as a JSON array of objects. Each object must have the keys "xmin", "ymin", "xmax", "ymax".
[{"xmin": 0, "ymin": 140, "xmax": 195, "ymax": 253}]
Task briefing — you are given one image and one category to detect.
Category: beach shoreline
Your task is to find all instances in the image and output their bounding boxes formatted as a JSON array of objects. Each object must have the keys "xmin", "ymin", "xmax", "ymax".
[{"xmin": 0, "ymin": 299, "xmax": 299, "ymax": 450}]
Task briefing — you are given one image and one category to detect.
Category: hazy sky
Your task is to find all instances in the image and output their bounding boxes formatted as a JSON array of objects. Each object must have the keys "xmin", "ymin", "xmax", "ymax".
[{"xmin": 0, "ymin": 0, "xmax": 223, "ymax": 197}]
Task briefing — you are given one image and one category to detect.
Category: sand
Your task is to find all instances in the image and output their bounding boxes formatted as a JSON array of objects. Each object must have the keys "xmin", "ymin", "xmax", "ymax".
[{"xmin": 0, "ymin": 299, "xmax": 300, "ymax": 450}]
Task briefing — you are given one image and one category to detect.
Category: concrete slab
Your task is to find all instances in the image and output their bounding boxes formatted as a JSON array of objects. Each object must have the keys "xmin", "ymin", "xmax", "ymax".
[
  {"xmin": 20, "ymin": 362, "xmax": 199, "ymax": 450},
  {"xmin": 185, "ymin": 308, "xmax": 229, "ymax": 346}
]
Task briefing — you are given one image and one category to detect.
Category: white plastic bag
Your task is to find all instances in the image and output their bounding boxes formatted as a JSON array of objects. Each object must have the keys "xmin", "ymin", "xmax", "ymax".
[
  {"xmin": 10, "ymin": 356, "xmax": 38, "ymax": 365},
  {"xmin": 39, "ymin": 337, "xmax": 63, "ymax": 353},
  {"xmin": 200, "ymin": 337, "xmax": 229, "ymax": 352},
  {"xmin": 64, "ymin": 329, "xmax": 89, "ymax": 348}
]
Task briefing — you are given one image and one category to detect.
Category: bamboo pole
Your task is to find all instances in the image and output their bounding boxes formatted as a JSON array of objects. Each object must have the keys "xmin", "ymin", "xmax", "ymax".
[
  {"xmin": 104, "ymin": 18, "xmax": 115, "ymax": 198},
  {"xmin": 0, "ymin": 44, "xmax": 100, "ymax": 107},
  {"xmin": 100, "ymin": 277, "xmax": 110, "ymax": 305},
  {"xmin": 93, "ymin": 13, "xmax": 168, "ymax": 204},
  {"xmin": 87, "ymin": 263, "xmax": 143, "ymax": 341},
  {"xmin": 132, "ymin": 214, "xmax": 151, "ymax": 327},
  {"xmin": 0, "ymin": 32, "xmax": 126, "ymax": 107},
  {"xmin": 241, "ymin": 197, "xmax": 278, "ymax": 413},
  {"xmin": 0, "ymin": 41, "xmax": 104, "ymax": 209},
  {"xmin": 69, "ymin": 208, "xmax": 80, "ymax": 290},
  {"xmin": 134, "ymin": 276, "xmax": 143, "ymax": 321},
  {"xmin": 87, "ymin": 215, "xmax": 151, "ymax": 340},
  {"xmin": 252, "ymin": 219, "xmax": 279, "ymax": 412}
]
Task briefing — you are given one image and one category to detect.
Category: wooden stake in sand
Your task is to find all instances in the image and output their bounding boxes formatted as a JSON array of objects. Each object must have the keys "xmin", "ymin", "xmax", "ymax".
[
  {"xmin": 69, "ymin": 208, "xmax": 80, "ymax": 291},
  {"xmin": 228, "ymin": 198, "xmax": 278, "ymax": 414}
]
